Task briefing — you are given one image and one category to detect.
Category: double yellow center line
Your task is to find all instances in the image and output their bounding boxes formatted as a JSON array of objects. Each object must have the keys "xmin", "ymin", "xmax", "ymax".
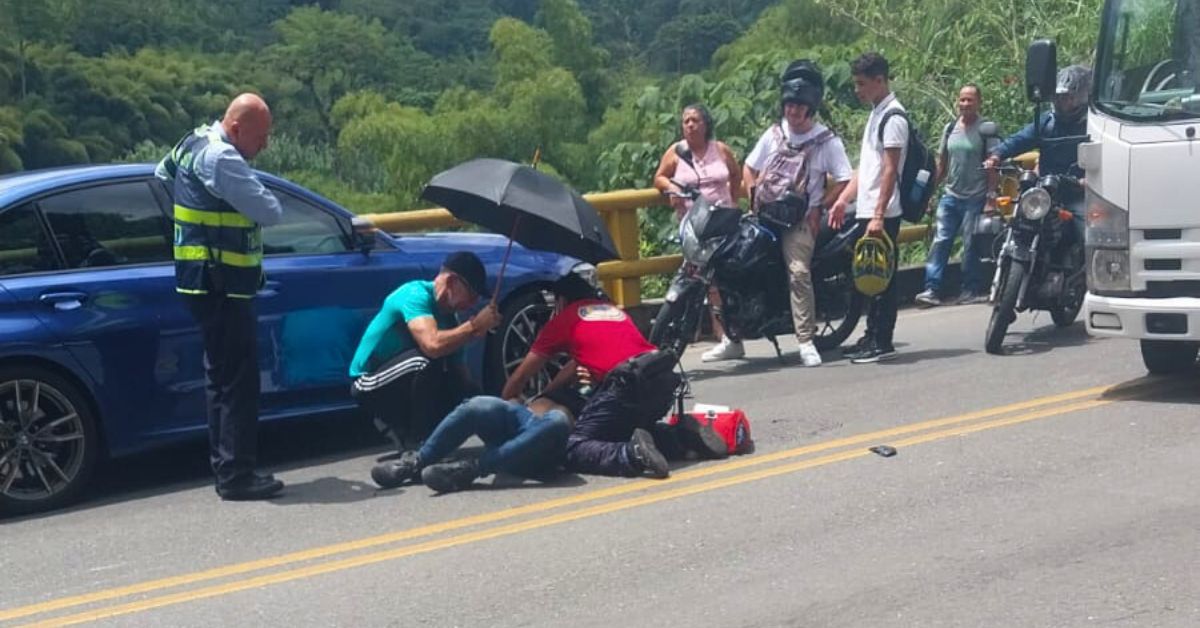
[{"xmin": 3, "ymin": 380, "xmax": 1165, "ymax": 626}]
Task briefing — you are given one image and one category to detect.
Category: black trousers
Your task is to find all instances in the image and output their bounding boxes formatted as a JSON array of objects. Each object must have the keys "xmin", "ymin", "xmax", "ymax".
[
  {"xmin": 857, "ymin": 217, "xmax": 902, "ymax": 348},
  {"xmin": 350, "ymin": 349, "xmax": 478, "ymax": 450},
  {"xmin": 184, "ymin": 294, "xmax": 260, "ymax": 488},
  {"xmin": 565, "ymin": 351, "xmax": 680, "ymax": 477}
]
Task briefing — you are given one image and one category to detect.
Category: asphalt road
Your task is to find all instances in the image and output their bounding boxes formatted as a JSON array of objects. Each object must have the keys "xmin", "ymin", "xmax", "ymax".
[{"xmin": 2, "ymin": 303, "xmax": 1198, "ymax": 628}]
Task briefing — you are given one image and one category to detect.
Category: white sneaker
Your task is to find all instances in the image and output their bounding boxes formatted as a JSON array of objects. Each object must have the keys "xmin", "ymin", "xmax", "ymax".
[
  {"xmin": 701, "ymin": 337, "xmax": 744, "ymax": 362},
  {"xmin": 797, "ymin": 340, "xmax": 823, "ymax": 367}
]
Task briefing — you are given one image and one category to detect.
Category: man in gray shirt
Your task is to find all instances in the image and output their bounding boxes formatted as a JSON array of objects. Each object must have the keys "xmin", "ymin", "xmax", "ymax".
[
  {"xmin": 157, "ymin": 93, "xmax": 287, "ymax": 501},
  {"xmin": 916, "ymin": 84, "xmax": 999, "ymax": 307}
]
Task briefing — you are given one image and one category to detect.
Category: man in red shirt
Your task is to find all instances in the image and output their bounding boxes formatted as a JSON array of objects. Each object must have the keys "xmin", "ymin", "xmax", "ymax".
[{"xmin": 503, "ymin": 274, "xmax": 719, "ymax": 478}]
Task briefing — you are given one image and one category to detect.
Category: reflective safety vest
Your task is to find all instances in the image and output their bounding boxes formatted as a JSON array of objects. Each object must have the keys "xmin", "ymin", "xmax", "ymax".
[{"xmin": 168, "ymin": 126, "xmax": 263, "ymax": 299}]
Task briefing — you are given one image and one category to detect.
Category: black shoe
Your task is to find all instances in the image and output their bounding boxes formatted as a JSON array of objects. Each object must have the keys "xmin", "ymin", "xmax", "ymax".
[
  {"xmin": 217, "ymin": 473, "xmax": 284, "ymax": 501},
  {"xmin": 628, "ymin": 428, "xmax": 669, "ymax": 479},
  {"xmin": 421, "ymin": 459, "xmax": 480, "ymax": 493},
  {"xmin": 371, "ymin": 450, "xmax": 422, "ymax": 489},
  {"xmin": 675, "ymin": 415, "xmax": 729, "ymax": 460},
  {"xmin": 850, "ymin": 343, "xmax": 897, "ymax": 364},
  {"xmin": 843, "ymin": 336, "xmax": 876, "ymax": 360}
]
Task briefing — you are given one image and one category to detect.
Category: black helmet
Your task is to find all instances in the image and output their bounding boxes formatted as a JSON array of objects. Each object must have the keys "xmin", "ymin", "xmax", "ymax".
[{"xmin": 780, "ymin": 59, "xmax": 824, "ymax": 116}]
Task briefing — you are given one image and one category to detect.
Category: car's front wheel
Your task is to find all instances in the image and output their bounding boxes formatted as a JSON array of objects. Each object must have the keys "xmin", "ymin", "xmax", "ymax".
[
  {"xmin": 0, "ymin": 366, "xmax": 99, "ymax": 517},
  {"xmin": 484, "ymin": 289, "xmax": 562, "ymax": 397}
]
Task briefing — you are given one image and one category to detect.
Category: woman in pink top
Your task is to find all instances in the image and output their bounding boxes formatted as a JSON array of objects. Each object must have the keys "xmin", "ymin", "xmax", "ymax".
[
  {"xmin": 653, "ymin": 104, "xmax": 742, "ymax": 220},
  {"xmin": 653, "ymin": 104, "xmax": 744, "ymax": 359}
]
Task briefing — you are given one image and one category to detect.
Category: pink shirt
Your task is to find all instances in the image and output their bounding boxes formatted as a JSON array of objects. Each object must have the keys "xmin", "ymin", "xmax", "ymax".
[{"xmin": 672, "ymin": 140, "xmax": 734, "ymax": 220}]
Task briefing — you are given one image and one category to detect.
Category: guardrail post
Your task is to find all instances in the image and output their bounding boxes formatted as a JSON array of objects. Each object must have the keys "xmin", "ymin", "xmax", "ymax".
[{"xmin": 602, "ymin": 207, "xmax": 642, "ymax": 307}]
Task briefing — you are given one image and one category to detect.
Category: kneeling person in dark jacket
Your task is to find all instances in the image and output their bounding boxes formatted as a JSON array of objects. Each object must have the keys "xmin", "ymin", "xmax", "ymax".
[{"xmin": 502, "ymin": 274, "xmax": 722, "ymax": 479}]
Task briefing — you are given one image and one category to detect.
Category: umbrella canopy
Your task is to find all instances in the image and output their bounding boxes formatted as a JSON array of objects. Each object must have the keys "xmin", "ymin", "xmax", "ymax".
[{"xmin": 421, "ymin": 158, "xmax": 619, "ymax": 265}]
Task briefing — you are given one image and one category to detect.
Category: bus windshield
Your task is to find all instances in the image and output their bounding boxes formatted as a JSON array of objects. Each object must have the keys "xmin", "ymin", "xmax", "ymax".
[{"xmin": 1095, "ymin": 0, "xmax": 1200, "ymax": 121}]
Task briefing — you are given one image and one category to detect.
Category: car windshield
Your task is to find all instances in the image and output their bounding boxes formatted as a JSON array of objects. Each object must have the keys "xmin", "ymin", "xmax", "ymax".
[{"xmin": 1095, "ymin": 0, "xmax": 1200, "ymax": 121}]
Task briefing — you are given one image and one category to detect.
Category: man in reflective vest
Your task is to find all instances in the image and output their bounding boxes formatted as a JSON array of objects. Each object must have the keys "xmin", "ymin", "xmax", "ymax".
[{"xmin": 156, "ymin": 93, "xmax": 285, "ymax": 501}]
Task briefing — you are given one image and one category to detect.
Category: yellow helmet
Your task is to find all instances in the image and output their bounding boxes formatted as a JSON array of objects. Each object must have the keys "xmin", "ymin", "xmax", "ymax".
[{"xmin": 853, "ymin": 232, "xmax": 895, "ymax": 297}]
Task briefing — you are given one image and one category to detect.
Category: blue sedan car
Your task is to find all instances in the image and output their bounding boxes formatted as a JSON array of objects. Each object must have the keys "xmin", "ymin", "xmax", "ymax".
[{"xmin": 0, "ymin": 164, "xmax": 582, "ymax": 515}]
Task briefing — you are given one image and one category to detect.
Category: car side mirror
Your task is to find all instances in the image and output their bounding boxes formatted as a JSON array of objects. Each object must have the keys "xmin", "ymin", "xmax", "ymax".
[
  {"xmin": 1025, "ymin": 39, "xmax": 1058, "ymax": 103},
  {"xmin": 350, "ymin": 216, "xmax": 377, "ymax": 253}
]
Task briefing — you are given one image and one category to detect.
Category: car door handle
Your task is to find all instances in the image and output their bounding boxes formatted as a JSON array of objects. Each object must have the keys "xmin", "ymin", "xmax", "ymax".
[
  {"xmin": 39, "ymin": 291, "xmax": 88, "ymax": 311},
  {"xmin": 257, "ymin": 281, "xmax": 282, "ymax": 297}
]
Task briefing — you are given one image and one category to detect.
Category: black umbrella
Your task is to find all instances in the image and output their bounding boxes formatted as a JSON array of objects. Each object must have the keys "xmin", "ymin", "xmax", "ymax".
[{"xmin": 421, "ymin": 158, "xmax": 620, "ymax": 296}]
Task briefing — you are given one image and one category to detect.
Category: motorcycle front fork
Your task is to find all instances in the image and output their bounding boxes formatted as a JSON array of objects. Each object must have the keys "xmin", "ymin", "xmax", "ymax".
[{"xmin": 990, "ymin": 231, "xmax": 1040, "ymax": 310}]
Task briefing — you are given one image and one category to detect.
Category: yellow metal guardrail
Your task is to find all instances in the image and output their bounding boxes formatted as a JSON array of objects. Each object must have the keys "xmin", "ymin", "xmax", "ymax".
[
  {"xmin": 362, "ymin": 189, "xmax": 930, "ymax": 308},
  {"xmin": 364, "ymin": 153, "xmax": 1037, "ymax": 308}
]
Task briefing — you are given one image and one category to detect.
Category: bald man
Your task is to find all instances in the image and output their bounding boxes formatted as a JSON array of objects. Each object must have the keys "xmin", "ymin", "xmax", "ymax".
[{"xmin": 157, "ymin": 93, "xmax": 286, "ymax": 501}]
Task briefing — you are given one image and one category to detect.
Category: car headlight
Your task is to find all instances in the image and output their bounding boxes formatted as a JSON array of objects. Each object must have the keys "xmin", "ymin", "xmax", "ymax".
[
  {"xmin": 1019, "ymin": 187, "xmax": 1052, "ymax": 220},
  {"xmin": 1084, "ymin": 189, "xmax": 1128, "ymax": 249},
  {"xmin": 1089, "ymin": 249, "xmax": 1131, "ymax": 292}
]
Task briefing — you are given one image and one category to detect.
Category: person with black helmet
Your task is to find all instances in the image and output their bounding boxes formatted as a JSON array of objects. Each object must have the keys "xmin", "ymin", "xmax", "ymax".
[
  {"xmin": 349, "ymin": 251, "xmax": 501, "ymax": 453},
  {"xmin": 741, "ymin": 59, "xmax": 853, "ymax": 368},
  {"xmin": 985, "ymin": 65, "xmax": 1091, "ymax": 230}
]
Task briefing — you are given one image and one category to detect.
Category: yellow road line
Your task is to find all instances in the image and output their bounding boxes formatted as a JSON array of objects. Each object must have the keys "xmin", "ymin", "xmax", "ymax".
[
  {"xmin": 23, "ymin": 396, "xmax": 1116, "ymax": 627},
  {"xmin": 0, "ymin": 383, "xmax": 1126, "ymax": 623}
]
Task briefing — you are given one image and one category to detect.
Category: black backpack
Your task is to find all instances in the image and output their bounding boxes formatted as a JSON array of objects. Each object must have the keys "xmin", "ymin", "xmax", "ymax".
[{"xmin": 877, "ymin": 110, "xmax": 935, "ymax": 223}]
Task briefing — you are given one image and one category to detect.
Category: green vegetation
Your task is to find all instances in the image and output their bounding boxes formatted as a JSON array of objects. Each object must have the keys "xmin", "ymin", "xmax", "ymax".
[{"xmin": 1, "ymin": 0, "xmax": 1104, "ymax": 290}]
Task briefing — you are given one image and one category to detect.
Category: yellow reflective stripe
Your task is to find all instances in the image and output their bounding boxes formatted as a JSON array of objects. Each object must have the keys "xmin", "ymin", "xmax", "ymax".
[
  {"xmin": 174, "ymin": 205, "xmax": 255, "ymax": 229},
  {"xmin": 176, "ymin": 287, "xmax": 208, "ymax": 295},
  {"xmin": 173, "ymin": 245, "xmax": 261, "ymax": 268}
]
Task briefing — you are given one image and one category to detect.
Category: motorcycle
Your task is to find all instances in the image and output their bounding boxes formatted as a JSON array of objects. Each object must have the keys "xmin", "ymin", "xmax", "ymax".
[
  {"xmin": 984, "ymin": 161, "xmax": 1086, "ymax": 354},
  {"xmin": 649, "ymin": 181, "xmax": 864, "ymax": 360}
]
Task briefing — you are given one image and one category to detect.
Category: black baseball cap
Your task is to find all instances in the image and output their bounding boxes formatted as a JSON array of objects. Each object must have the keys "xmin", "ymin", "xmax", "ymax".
[{"xmin": 441, "ymin": 251, "xmax": 490, "ymax": 299}]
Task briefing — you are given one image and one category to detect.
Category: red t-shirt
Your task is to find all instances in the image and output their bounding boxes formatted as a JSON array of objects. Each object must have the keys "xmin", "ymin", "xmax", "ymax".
[{"xmin": 530, "ymin": 299, "xmax": 656, "ymax": 381}]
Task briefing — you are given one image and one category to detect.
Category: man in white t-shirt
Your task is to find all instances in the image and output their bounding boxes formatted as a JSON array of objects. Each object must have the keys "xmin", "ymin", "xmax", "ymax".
[
  {"xmin": 831, "ymin": 52, "xmax": 907, "ymax": 364},
  {"xmin": 733, "ymin": 59, "xmax": 852, "ymax": 367}
]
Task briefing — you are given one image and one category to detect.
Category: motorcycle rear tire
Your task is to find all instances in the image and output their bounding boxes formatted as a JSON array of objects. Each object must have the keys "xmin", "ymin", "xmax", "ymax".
[
  {"xmin": 813, "ymin": 291, "xmax": 865, "ymax": 352},
  {"xmin": 985, "ymin": 259, "xmax": 1025, "ymax": 355}
]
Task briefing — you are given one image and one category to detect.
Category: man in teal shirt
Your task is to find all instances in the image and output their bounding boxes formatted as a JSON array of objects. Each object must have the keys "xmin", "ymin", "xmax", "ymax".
[{"xmin": 350, "ymin": 252, "xmax": 501, "ymax": 450}]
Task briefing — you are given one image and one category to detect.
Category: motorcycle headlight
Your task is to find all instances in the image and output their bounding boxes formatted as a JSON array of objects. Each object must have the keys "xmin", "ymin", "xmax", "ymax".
[
  {"xmin": 680, "ymin": 219, "xmax": 705, "ymax": 263},
  {"xmin": 1084, "ymin": 189, "xmax": 1129, "ymax": 249},
  {"xmin": 1019, "ymin": 187, "xmax": 1052, "ymax": 221}
]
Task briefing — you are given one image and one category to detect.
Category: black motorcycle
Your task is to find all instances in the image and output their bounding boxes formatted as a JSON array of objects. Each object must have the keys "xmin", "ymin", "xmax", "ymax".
[
  {"xmin": 649, "ymin": 183, "xmax": 864, "ymax": 359},
  {"xmin": 984, "ymin": 163, "xmax": 1086, "ymax": 354}
]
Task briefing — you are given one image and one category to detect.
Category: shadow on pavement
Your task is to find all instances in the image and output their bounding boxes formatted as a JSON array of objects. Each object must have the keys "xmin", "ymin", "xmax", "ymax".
[
  {"xmin": 878, "ymin": 347, "xmax": 977, "ymax": 365},
  {"xmin": 682, "ymin": 355, "xmax": 793, "ymax": 383},
  {"xmin": 270, "ymin": 476, "xmax": 383, "ymax": 506},
  {"xmin": 1102, "ymin": 373, "xmax": 1200, "ymax": 405},
  {"xmin": 9, "ymin": 411, "xmax": 389, "ymax": 523},
  {"xmin": 999, "ymin": 321, "xmax": 1092, "ymax": 356}
]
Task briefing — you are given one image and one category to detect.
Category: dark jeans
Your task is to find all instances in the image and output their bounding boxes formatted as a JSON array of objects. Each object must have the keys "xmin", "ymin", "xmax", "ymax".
[
  {"xmin": 565, "ymin": 352, "xmax": 681, "ymax": 477},
  {"xmin": 858, "ymin": 217, "xmax": 902, "ymax": 348},
  {"xmin": 418, "ymin": 396, "xmax": 570, "ymax": 477},
  {"xmin": 183, "ymin": 294, "xmax": 260, "ymax": 488},
  {"xmin": 351, "ymin": 349, "xmax": 478, "ymax": 449}
]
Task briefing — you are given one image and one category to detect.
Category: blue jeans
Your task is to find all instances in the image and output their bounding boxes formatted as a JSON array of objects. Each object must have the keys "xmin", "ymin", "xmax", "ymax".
[
  {"xmin": 925, "ymin": 194, "xmax": 985, "ymax": 295},
  {"xmin": 418, "ymin": 396, "xmax": 570, "ymax": 477}
]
